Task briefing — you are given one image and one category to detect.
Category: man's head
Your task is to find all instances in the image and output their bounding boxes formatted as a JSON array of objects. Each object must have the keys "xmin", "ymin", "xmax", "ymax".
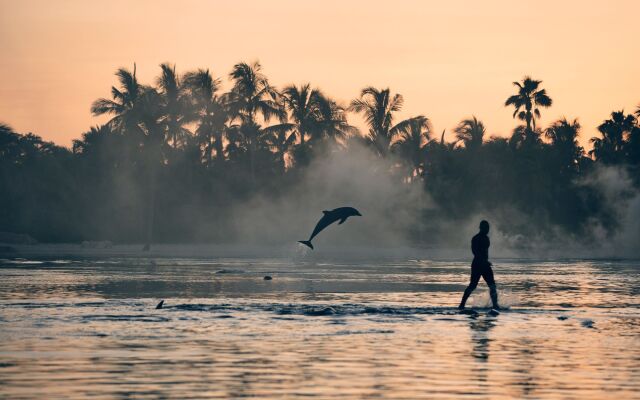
[{"xmin": 479, "ymin": 220, "xmax": 490, "ymax": 234}]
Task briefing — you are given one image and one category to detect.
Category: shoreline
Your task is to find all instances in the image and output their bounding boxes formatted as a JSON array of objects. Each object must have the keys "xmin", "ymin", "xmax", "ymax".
[{"xmin": 1, "ymin": 242, "xmax": 638, "ymax": 261}]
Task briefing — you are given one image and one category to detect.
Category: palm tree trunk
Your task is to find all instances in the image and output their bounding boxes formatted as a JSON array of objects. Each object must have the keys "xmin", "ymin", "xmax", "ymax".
[
  {"xmin": 142, "ymin": 168, "xmax": 156, "ymax": 251},
  {"xmin": 281, "ymin": 151, "xmax": 287, "ymax": 174},
  {"xmin": 418, "ymin": 182, "xmax": 424, "ymax": 244},
  {"xmin": 142, "ymin": 141, "xmax": 161, "ymax": 251},
  {"xmin": 215, "ymin": 134, "xmax": 224, "ymax": 163},
  {"xmin": 525, "ymin": 105, "xmax": 532, "ymax": 134},
  {"xmin": 247, "ymin": 113, "xmax": 257, "ymax": 187},
  {"xmin": 206, "ymin": 139, "xmax": 213, "ymax": 165},
  {"xmin": 249, "ymin": 139, "xmax": 256, "ymax": 187}
]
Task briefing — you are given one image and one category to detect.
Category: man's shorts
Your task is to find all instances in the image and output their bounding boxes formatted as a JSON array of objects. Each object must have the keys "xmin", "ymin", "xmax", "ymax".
[{"xmin": 469, "ymin": 261, "xmax": 495, "ymax": 287}]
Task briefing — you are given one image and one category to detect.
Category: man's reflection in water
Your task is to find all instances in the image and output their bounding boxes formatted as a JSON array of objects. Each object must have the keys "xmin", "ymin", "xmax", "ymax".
[
  {"xmin": 469, "ymin": 316, "xmax": 495, "ymax": 361},
  {"xmin": 468, "ymin": 315, "xmax": 496, "ymax": 385}
]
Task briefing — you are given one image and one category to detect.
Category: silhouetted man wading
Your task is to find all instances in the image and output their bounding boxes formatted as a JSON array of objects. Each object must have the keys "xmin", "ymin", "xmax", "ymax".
[{"xmin": 458, "ymin": 220, "xmax": 500, "ymax": 310}]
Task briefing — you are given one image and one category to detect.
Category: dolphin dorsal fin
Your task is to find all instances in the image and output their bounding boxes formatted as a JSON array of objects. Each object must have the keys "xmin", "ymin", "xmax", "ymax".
[{"xmin": 322, "ymin": 210, "xmax": 330, "ymax": 215}]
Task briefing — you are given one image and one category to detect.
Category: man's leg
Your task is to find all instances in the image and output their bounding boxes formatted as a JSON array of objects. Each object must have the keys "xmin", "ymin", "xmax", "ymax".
[
  {"xmin": 459, "ymin": 268, "xmax": 481, "ymax": 309},
  {"xmin": 482, "ymin": 267, "xmax": 499, "ymax": 309}
]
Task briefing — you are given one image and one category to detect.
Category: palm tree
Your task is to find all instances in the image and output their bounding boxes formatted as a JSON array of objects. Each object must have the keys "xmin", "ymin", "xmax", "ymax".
[
  {"xmin": 0, "ymin": 122, "xmax": 12, "ymax": 135},
  {"xmin": 0, "ymin": 123, "xmax": 20, "ymax": 161},
  {"xmin": 227, "ymin": 61, "xmax": 284, "ymax": 123},
  {"xmin": 183, "ymin": 69, "xmax": 228, "ymax": 164},
  {"xmin": 136, "ymin": 87, "xmax": 166, "ymax": 251},
  {"xmin": 545, "ymin": 118, "xmax": 579, "ymax": 142},
  {"xmin": 349, "ymin": 87, "xmax": 425, "ymax": 156},
  {"xmin": 270, "ymin": 83, "xmax": 324, "ymax": 167},
  {"xmin": 545, "ymin": 118, "xmax": 581, "ymax": 147},
  {"xmin": 91, "ymin": 65, "xmax": 145, "ymax": 139},
  {"xmin": 227, "ymin": 61, "xmax": 285, "ymax": 183},
  {"xmin": 391, "ymin": 116, "xmax": 431, "ymax": 180},
  {"xmin": 156, "ymin": 63, "xmax": 195, "ymax": 150},
  {"xmin": 454, "ymin": 116, "xmax": 485, "ymax": 150},
  {"xmin": 509, "ymin": 125, "xmax": 543, "ymax": 149},
  {"xmin": 278, "ymin": 84, "xmax": 324, "ymax": 146},
  {"xmin": 545, "ymin": 118, "xmax": 583, "ymax": 171},
  {"xmin": 262, "ymin": 124, "xmax": 297, "ymax": 173},
  {"xmin": 505, "ymin": 76, "xmax": 552, "ymax": 133},
  {"xmin": 72, "ymin": 125, "xmax": 114, "ymax": 155},
  {"xmin": 273, "ymin": 84, "xmax": 357, "ymax": 166},
  {"xmin": 92, "ymin": 66, "xmax": 167, "ymax": 250},
  {"xmin": 589, "ymin": 110, "xmax": 636, "ymax": 164},
  {"xmin": 314, "ymin": 98, "xmax": 358, "ymax": 144},
  {"xmin": 627, "ymin": 111, "xmax": 640, "ymax": 165},
  {"xmin": 224, "ymin": 124, "xmax": 247, "ymax": 164}
]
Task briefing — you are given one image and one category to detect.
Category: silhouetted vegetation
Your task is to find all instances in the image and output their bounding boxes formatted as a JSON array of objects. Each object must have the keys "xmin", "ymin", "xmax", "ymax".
[{"xmin": 1, "ymin": 63, "xmax": 639, "ymax": 247}]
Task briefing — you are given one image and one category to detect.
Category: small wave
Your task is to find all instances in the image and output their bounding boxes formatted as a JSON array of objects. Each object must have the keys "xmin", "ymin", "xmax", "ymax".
[
  {"xmin": 303, "ymin": 307, "xmax": 337, "ymax": 316},
  {"xmin": 172, "ymin": 303, "xmax": 242, "ymax": 312},
  {"xmin": 214, "ymin": 269, "xmax": 245, "ymax": 274},
  {"xmin": 314, "ymin": 329, "xmax": 395, "ymax": 336},
  {"xmin": 4, "ymin": 260, "xmax": 44, "ymax": 265},
  {"xmin": 80, "ymin": 314, "xmax": 170, "ymax": 323},
  {"xmin": 2, "ymin": 301, "xmax": 107, "ymax": 309},
  {"xmin": 163, "ymin": 302, "xmax": 545, "ymax": 317}
]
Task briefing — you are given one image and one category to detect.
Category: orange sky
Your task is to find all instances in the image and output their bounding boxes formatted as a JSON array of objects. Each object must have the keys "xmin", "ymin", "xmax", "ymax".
[{"xmin": 1, "ymin": 0, "xmax": 638, "ymax": 148}]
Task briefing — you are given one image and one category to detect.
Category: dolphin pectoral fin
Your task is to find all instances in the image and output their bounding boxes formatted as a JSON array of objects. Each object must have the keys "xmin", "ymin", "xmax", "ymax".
[
  {"xmin": 298, "ymin": 240, "xmax": 314, "ymax": 250},
  {"xmin": 338, "ymin": 217, "xmax": 347, "ymax": 225}
]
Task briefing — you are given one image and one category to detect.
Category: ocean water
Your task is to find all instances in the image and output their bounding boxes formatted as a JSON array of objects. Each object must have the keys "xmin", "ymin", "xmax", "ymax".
[{"xmin": 0, "ymin": 249, "xmax": 639, "ymax": 399}]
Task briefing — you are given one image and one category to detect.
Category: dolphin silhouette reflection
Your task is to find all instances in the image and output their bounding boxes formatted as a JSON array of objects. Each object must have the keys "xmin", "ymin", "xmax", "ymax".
[{"xmin": 299, "ymin": 207, "xmax": 362, "ymax": 250}]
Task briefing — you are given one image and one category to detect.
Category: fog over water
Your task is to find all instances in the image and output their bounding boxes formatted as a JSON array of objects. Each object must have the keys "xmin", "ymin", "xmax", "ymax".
[
  {"xmin": 221, "ymin": 142, "xmax": 640, "ymax": 259},
  {"xmin": 229, "ymin": 143, "xmax": 423, "ymax": 248}
]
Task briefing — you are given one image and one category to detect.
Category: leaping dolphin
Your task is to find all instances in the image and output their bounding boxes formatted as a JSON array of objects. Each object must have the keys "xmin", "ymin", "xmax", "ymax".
[{"xmin": 298, "ymin": 207, "xmax": 362, "ymax": 250}]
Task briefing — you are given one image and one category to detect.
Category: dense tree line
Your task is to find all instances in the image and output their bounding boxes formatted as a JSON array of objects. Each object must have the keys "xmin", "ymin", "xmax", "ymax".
[{"xmin": 1, "ymin": 64, "xmax": 639, "ymax": 248}]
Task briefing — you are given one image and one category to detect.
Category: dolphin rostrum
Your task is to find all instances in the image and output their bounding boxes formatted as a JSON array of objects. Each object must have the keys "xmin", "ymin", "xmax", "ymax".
[{"xmin": 298, "ymin": 207, "xmax": 362, "ymax": 250}]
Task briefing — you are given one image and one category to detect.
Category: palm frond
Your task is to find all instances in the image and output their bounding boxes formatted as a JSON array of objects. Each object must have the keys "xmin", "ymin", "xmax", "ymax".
[{"xmin": 91, "ymin": 98, "xmax": 122, "ymax": 116}]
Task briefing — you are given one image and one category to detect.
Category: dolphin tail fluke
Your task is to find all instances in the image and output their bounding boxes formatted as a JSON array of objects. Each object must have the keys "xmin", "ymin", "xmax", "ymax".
[{"xmin": 298, "ymin": 240, "xmax": 314, "ymax": 250}]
